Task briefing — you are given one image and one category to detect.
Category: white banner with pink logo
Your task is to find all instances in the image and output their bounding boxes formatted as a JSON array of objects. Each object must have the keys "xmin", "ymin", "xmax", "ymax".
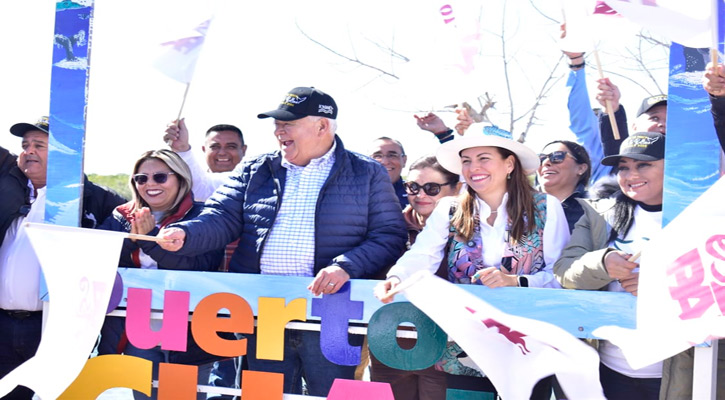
[
  {"xmin": 401, "ymin": 271, "xmax": 605, "ymax": 400},
  {"xmin": 0, "ymin": 223, "xmax": 122, "ymax": 399},
  {"xmin": 595, "ymin": 174, "xmax": 725, "ymax": 369}
]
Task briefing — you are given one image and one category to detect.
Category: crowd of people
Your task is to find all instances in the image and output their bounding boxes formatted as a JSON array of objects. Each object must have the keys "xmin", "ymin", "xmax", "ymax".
[{"xmin": 1, "ymin": 52, "xmax": 725, "ymax": 400}]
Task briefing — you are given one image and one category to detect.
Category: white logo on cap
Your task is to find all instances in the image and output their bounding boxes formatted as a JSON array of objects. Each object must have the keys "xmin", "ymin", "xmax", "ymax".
[
  {"xmin": 318, "ymin": 105, "xmax": 334, "ymax": 115},
  {"xmin": 282, "ymin": 95, "xmax": 307, "ymax": 107}
]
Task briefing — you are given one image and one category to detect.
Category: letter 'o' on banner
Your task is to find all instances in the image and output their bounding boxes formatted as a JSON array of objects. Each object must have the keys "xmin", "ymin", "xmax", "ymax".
[{"xmin": 367, "ymin": 302, "xmax": 447, "ymax": 371}]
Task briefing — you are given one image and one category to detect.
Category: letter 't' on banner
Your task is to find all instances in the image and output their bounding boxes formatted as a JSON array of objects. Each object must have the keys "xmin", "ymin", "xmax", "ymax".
[{"xmin": 311, "ymin": 282, "xmax": 364, "ymax": 365}]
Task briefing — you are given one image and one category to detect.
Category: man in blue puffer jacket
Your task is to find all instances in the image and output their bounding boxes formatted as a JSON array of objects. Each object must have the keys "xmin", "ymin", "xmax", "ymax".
[{"xmin": 158, "ymin": 86, "xmax": 407, "ymax": 396}]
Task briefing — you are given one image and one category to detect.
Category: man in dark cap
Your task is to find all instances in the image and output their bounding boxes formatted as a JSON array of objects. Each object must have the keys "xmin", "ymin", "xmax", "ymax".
[
  {"xmin": 156, "ymin": 87, "xmax": 407, "ymax": 396},
  {"xmin": 0, "ymin": 117, "xmax": 125, "ymax": 399}
]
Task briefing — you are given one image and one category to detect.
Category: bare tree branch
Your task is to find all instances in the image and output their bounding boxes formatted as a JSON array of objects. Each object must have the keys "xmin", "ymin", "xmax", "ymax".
[
  {"xmin": 514, "ymin": 54, "xmax": 566, "ymax": 142},
  {"xmin": 295, "ymin": 20, "xmax": 400, "ymax": 80},
  {"xmin": 363, "ymin": 35, "xmax": 410, "ymax": 62},
  {"xmin": 500, "ymin": 3, "xmax": 516, "ymax": 133},
  {"xmin": 636, "ymin": 32, "xmax": 670, "ymax": 49},
  {"xmin": 527, "ymin": 0, "xmax": 561, "ymax": 24}
]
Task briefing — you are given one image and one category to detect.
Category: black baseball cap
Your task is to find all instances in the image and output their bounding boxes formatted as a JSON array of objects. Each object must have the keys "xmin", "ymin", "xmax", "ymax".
[
  {"xmin": 257, "ymin": 87, "xmax": 337, "ymax": 121},
  {"xmin": 10, "ymin": 116, "xmax": 50, "ymax": 137},
  {"xmin": 636, "ymin": 94, "xmax": 667, "ymax": 117},
  {"xmin": 601, "ymin": 132, "xmax": 665, "ymax": 166}
]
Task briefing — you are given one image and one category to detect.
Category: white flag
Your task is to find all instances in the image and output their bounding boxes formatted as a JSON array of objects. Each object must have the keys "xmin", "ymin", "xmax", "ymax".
[
  {"xmin": 0, "ymin": 223, "xmax": 124, "ymax": 399},
  {"xmin": 401, "ymin": 271, "xmax": 605, "ymax": 400},
  {"xmin": 603, "ymin": 0, "xmax": 712, "ymax": 48},
  {"xmin": 594, "ymin": 174, "xmax": 725, "ymax": 369},
  {"xmin": 153, "ymin": 18, "xmax": 213, "ymax": 83}
]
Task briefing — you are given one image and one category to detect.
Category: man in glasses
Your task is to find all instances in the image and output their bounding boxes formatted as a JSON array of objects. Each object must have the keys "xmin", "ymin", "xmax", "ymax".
[
  {"xmin": 157, "ymin": 87, "xmax": 407, "ymax": 397},
  {"xmin": 164, "ymin": 120, "xmax": 247, "ymax": 201},
  {"xmin": 0, "ymin": 116, "xmax": 125, "ymax": 399},
  {"xmin": 369, "ymin": 137, "xmax": 408, "ymax": 208}
]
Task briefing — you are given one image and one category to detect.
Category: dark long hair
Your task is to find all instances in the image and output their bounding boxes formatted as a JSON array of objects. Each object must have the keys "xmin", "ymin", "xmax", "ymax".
[
  {"xmin": 408, "ymin": 154, "xmax": 459, "ymax": 183},
  {"xmin": 450, "ymin": 147, "xmax": 535, "ymax": 243},
  {"xmin": 608, "ymin": 191, "xmax": 637, "ymax": 242},
  {"xmin": 543, "ymin": 140, "xmax": 592, "ymax": 187}
]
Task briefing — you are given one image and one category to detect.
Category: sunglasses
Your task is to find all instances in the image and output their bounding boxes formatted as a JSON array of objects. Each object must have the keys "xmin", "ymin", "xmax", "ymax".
[
  {"xmin": 538, "ymin": 151, "xmax": 577, "ymax": 165},
  {"xmin": 404, "ymin": 181, "xmax": 456, "ymax": 196},
  {"xmin": 132, "ymin": 172, "xmax": 175, "ymax": 185}
]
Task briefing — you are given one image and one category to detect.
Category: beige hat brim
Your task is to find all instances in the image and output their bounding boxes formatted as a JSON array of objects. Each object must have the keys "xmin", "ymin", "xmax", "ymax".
[{"xmin": 435, "ymin": 135, "xmax": 540, "ymax": 175}]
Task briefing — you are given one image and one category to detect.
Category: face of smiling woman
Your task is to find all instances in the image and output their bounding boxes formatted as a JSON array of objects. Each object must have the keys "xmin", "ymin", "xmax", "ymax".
[
  {"xmin": 134, "ymin": 158, "xmax": 180, "ymax": 212},
  {"xmin": 616, "ymin": 157, "xmax": 664, "ymax": 206},
  {"xmin": 459, "ymin": 146, "xmax": 514, "ymax": 201}
]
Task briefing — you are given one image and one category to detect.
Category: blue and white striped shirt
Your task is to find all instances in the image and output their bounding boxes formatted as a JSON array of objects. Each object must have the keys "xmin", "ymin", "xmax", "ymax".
[{"xmin": 259, "ymin": 142, "xmax": 337, "ymax": 276}]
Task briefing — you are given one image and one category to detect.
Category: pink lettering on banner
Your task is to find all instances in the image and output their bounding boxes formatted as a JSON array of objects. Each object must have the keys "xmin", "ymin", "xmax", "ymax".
[
  {"xmin": 126, "ymin": 288, "xmax": 190, "ymax": 351},
  {"xmin": 667, "ymin": 248, "xmax": 715, "ymax": 319},
  {"xmin": 326, "ymin": 379, "xmax": 394, "ymax": 400},
  {"xmin": 707, "ymin": 235, "xmax": 725, "ymax": 314},
  {"xmin": 440, "ymin": 4, "xmax": 455, "ymax": 24}
]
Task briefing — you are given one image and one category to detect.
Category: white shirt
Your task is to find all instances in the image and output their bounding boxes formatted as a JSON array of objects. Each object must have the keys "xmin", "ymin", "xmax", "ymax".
[
  {"xmin": 599, "ymin": 204, "xmax": 663, "ymax": 378},
  {"xmin": 387, "ymin": 193, "xmax": 570, "ymax": 288},
  {"xmin": 177, "ymin": 148, "xmax": 234, "ymax": 201},
  {"xmin": 0, "ymin": 185, "xmax": 46, "ymax": 311},
  {"xmin": 259, "ymin": 143, "xmax": 336, "ymax": 276}
]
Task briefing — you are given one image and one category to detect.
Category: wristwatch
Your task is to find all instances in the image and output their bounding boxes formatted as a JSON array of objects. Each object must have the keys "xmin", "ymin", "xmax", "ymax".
[{"xmin": 518, "ymin": 276, "xmax": 529, "ymax": 287}]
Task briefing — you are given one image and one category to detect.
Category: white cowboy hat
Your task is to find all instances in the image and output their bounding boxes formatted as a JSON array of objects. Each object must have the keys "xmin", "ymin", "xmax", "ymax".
[{"xmin": 435, "ymin": 126, "xmax": 540, "ymax": 175}]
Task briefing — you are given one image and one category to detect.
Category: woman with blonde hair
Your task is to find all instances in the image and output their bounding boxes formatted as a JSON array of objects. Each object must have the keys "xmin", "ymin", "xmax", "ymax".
[{"xmin": 97, "ymin": 149, "xmax": 223, "ymax": 400}]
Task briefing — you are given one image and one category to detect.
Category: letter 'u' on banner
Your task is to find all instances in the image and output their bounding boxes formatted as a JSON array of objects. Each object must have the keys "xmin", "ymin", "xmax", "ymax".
[{"xmin": 126, "ymin": 288, "xmax": 190, "ymax": 351}]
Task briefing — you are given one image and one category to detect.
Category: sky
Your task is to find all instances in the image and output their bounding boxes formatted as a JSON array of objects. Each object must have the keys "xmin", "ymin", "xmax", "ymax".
[{"xmin": 0, "ymin": 0, "xmax": 670, "ymax": 176}]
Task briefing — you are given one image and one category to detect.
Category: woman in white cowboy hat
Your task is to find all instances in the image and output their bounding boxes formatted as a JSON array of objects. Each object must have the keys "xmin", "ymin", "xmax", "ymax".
[{"xmin": 374, "ymin": 126, "xmax": 571, "ymax": 399}]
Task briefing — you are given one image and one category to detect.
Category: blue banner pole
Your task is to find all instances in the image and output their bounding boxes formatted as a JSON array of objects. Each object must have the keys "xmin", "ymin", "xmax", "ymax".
[{"xmin": 45, "ymin": 0, "xmax": 95, "ymax": 227}]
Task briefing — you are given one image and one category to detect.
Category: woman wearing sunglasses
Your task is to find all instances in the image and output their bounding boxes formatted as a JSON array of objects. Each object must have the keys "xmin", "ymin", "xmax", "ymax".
[
  {"xmin": 375, "ymin": 127, "xmax": 570, "ymax": 399},
  {"xmin": 96, "ymin": 149, "xmax": 223, "ymax": 400},
  {"xmin": 370, "ymin": 155, "xmax": 460, "ymax": 400},
  {"xmin": 536, "ymin": 140, "xmax": 592, "ymax": 233},
  {"xmin": 555, "ymin": 132, "xmax": 665, "ymax": 400},
  {"xmin": 402, "ymin": 155, "xmax": 461, "ymax": 246}
]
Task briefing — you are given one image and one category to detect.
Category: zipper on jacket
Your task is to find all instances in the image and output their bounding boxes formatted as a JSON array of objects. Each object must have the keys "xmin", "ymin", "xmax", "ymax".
[{"xmin": 256, "ymin": 159, "xmax": 283, "ymax": 269}]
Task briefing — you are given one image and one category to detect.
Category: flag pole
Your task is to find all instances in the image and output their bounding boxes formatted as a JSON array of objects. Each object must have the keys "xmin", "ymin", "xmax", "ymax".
[
  {"xmin": 176, "ymin": 82, "xmax": 191, "ymax": 122},
  {"xmin": 379, "ymin": 271, "xmax": 429, "ymax": 302},
  {"xmin": 593, "ymin": 48, "xmax": 621, "ymax": 140},
  {"xmin": 127, "ymin": 233, "xmax": 172, "ymax": 243},
  {"xmin": 166, "ymin": 82, "xmax": 191, "ymax": 147}
]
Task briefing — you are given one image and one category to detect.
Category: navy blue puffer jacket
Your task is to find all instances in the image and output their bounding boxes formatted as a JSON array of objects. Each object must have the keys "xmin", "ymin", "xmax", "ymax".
[{"xmin": 175, "ymin": 136, "xmax": 407, "ymax": 278}]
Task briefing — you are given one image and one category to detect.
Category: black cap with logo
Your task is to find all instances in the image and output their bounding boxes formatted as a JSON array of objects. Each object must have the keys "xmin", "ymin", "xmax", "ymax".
[
  {"xmin": 257, "ymin": 87, "xmax": 337, "ymax": 121},
  {"xmin": 601, "ymin": 131, "xmax": 665, "ymax": 166},
  {"xmin": 636, "ymin": 94, "xmax": 667, "ymax": 117},
  {"xmin": 10, "ymin": 116, "xmax": 50, "ymax": 137}
]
